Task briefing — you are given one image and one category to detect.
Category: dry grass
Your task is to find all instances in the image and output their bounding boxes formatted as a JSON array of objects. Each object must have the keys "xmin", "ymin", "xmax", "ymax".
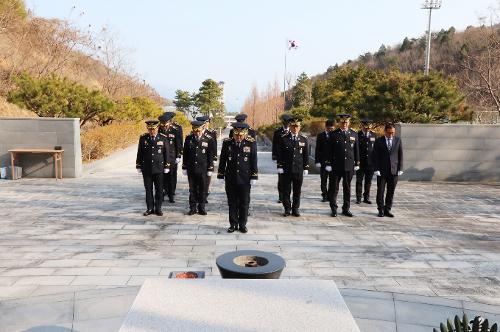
[
  {"xmin": 0, "ymin": 96, "xmax": 37, "ymax": 117},
  {"xmin": 81, "ymin": 122, "xmax": 144, "ymax": 162}
]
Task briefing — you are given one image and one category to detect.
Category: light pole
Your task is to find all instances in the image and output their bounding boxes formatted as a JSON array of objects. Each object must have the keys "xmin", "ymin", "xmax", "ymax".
[{"xmin": 422, "ymin": 0, "xmax": 442, "ymax": 75}]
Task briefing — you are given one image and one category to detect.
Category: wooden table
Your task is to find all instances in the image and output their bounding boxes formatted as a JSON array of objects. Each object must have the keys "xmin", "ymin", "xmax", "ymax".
[{"xmin": 8, "ymin": 149, "xmax": 64, "ymax": 180}]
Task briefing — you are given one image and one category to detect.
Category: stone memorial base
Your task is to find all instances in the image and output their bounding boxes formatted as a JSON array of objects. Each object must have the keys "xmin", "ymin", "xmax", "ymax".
[{"xmin": 119, "ymin": 278, "xmax": 360, "ymax": 332}]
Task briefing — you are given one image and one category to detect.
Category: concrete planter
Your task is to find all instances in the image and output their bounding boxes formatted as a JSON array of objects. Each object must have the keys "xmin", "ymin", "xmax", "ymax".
[{"xmin": 216, "ymin": 250, "xmax": 285, "ymax": 279}]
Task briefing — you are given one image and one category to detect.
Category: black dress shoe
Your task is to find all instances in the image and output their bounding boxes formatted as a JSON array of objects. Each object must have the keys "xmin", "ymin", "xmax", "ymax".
[
  {"xmin": 198, "ymin": 209, "xmax": 207, "ymax": 215},
  {"xmin": 227, "ymin": 226, "xmax": 237, "ymax": 233},
  {"xmin": 378, "ymin": 211, "xmax": 384, "ymax": 217},
  {"xmin": 384, "ymin": 211, "xmax": 394, "ymax": 218},
  {"xmin": 363, "ymin": 199, "xmax": 372, "ymax": 204},
  {"xmin": 168, "ymin": 197, "xmax": 175, "ymax": 203},
  {"xmin": 283, "ymin": 210, "xmax": 291, "ymax": 217},
  {"xmin": 331, "ymin": 210, "xmax": 337, "ymax": 217},
  {"xmin": 322, "ymin": 197, "xmax": 328, "ymax": 202},
  {"xmin": 355, "ymin": 199, "xmax": 361, "ymax": 204},
  {"xmin": 155, "ymin": 210, "xmax": 163, "ymax": 216},
  {"xmin": 342, "ymin": 210, "xmax": 354, "ymax": 217},
  {"xmin": 239, "ymin": 226, "xmax": 248, "ymax": 233},
  {"xmin": 188, "ymin": 209, "xmax": 197, "ymax": 215},
  {"xmin": 292, "ymin": 210, "xmax": 301, "ymax": 217},
  {"xmin": 143, "ymin": 210, "xmax": 153, "ymax": 216},
  {"xmin": 277, "ymin": 199, "xmax": 282, "ymax": 203}
]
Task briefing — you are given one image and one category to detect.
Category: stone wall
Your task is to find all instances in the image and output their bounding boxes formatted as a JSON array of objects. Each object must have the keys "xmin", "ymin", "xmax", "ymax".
[
  {"xmin": 396, "ymin": 124, "xmax": 500, "ymax": 182},
  {"xmin": 0, "ymin": 118, "xmax": 82, "ymax": 178}
]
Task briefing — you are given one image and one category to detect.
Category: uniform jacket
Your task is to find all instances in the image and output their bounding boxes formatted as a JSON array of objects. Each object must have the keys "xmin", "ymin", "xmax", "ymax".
[
  {"xmin": 326, "ymin": 128, "xmax": 360, "ymax": 172},
  {"xmin": 357, "ymin": 130, "xmax": 376, "ymax": 169},
  {"xmin": 217, "ymin": 136, "xmax": 258, "ymax": 185},
  {"xmin": 277, "ymin": 132, "xmax": 309, "ymax": 174},
  {"xmin": 272, "ymin": 126, "xmax": 289, "ymax": 160},
  {"xmin": 205, "ymin": 128, "xmax": 218, "ymax": 161},
  {"xmin": 372, "ymin": 136, "xmax": 403, "ymax": 176},
  {"xmin": 315, "ymin": 131, "xmax": 332, "ymax": 165},
  {"xmin": 159, "ymin": 124, "xmax": 182, "ymax": 166},
  {"xmin": 136, "ymin": 133, "xmax": 170, "ymax": 175},
  {"xmin": 182, "ymin": 132, "xmax": 215, "ymax": 173}
]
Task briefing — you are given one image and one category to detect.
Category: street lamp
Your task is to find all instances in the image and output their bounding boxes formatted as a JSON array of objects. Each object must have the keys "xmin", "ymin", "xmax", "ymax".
[{"xmin": 422, "ymin": 0, "xmax": 442, "ymax": 75}]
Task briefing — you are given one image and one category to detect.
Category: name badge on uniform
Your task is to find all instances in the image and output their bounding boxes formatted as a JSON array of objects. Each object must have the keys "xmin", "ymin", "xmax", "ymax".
[
  {"xmin": 202, "ymin": 149, "xmax": 206, "ymax": 154},
  {"xmin": 299, "ymin": 142, "xmax": 305, "ymax": 147},
  {"xmin": 157, "ymin": 141, "xmax": 163, "ymax": 145},
  {"xmin": 300, "ymin": 149, "xmax": 303, "ymax": 154},
  {"xmin": 169, "ymin": 134, "xmax": 175, "ymax": 138},
  {"xmin": 370, "ymin": 137, "xmax": 375, "ymax": 141},
  {"xmin": 243, "ymin": 146, "xmax": 251, "ymax": 153},
  {"xmin": 244, "ymin": 157, "xmax": 248, "ymax": 161},
  {"xmin": 202, "ymin": 142, "xmax": 208, "ymax": 147},
  {"xmin": 350, "ymin": 136, "xmax": 355, "ymax": 141},
  {"xmin": 228, "ymin": 157, "xmax": 232, "ymax": 161},
  {"xmin": 158, "ymin": 149, "xmax": 162, "ymax": 154}
]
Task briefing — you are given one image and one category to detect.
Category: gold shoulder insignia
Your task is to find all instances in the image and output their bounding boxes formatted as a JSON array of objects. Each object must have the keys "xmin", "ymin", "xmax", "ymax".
[
  {"xmin": 140, "ymin": 133, "xmax": 148, "ymax": 137},
  {"xmin": 281, "ymin": 133, "xmax": 288, "ymax": 138},
  {"xmin": 159, "ymin": 133, "xmax": 168, "ymax": 137},
  {"xmin": 223, "ymin": 137, "xmax": 231, "ymax": 142},
  {"xmin": 245, "ymin": 136, "xmax": 255, "ymax": 142}
]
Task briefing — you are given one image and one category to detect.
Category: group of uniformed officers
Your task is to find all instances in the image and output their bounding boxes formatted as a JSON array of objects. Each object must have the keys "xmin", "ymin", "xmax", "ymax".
[{"xmin": 136, "ymin": 111, "xmax": 403, "ymax": 233}]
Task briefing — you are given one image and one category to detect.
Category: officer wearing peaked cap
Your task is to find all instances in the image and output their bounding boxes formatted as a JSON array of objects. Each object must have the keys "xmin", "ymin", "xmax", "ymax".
[
  {"xmin": 158, "ymin": 112, "xmax": 183, "ymax": 203},
  {"xmin": 276, "ymin": 116, "xmax": 309, "ymax": 217},
  {"xmin": 218, "ymin": 122, "xmax": 258, "ymax": 233},
  {"xmin": 229, "ymin": 114, "xmax": 257, "ymax": 139},
  {"xmin": 136, "ymin": 120, "xmax": 170, "ymax": 216},
  {"xmin": 272, "ymin": 113, "xmax": 293, "ymax": 203},
  {"xmin": 182, "ymin": 120, "xmax": 215, "ymax": 215},
  {"xmin": 326, "ymin": 114, "xmax": 360, "ymax": 217},
  {"xmin": 356, "ymin": 118, "xmax": 376, "ymax": 205},
  {"xmin": 196, "ymin": 115, "xmax": 218, "ymax": 202}
]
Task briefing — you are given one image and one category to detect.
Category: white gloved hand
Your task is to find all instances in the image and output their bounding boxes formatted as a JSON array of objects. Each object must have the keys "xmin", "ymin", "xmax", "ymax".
[
  {"xmin": 277, "ymin": 168, "xmax": 284, "ymax": 174},
  {"xmin": 303, "ymin": 170, "xmax": 309, "ymax": 176},
  {"xmin": 207, "ymin": 171, "xmax": 213, "ymax": 177},
  {"xmin": 315, "ymin": 163, "xmax": 321, "ymax": 168},
  {"xmin": 325, "ymin": 166, "xmax": 332, "ymax": 172},
  {"xmin": 397, "ymin": 171, "xmax": 404, "ymax": 176},
  {"xmin": 354, "ymin": 166, "xmax": 360, "ymax": 171},
  {"xmin": 374, "ymin": 171, "xmax": 381, "ymax": 176},
  {"xmin": 136, "ymin": 168, "xmax": 142, "ymax": 174},
  {"xmin": 175, "ymin": 158, "xmax": 181, "ymax": 164},
  {"xmin": 272, "ymin": 159, "xmax": 277, "ymax": 163},
  {"xmin": 250, "ymin": 179, "xmax": 257, "ymax": 186},
  {"xmin": 163, "ymin": 168, "xmax": 170, "ymax": 174},
  {"xmin": 182, "ymin": 169, "xmax": 187, "ymax": 176}
]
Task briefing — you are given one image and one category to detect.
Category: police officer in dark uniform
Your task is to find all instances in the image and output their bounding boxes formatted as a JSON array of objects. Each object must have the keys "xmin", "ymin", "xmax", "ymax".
[
  {"xmin": 326, "ymin": 114, "xmax": 360, "ymax": 217},
  {"xmin": 182, "ymin": 120, "xmax": 215, "ymax": 215},
  {"xmin": 229, "ymin": 114, "xmax": 257, "ymax": 139},
  {"xmin": 136, "ymin": 120, "xmax": 170, "ymax": 216},
  {"xmin": 158, "ymin": 112, "xmax": 183, "ymax": 203},
  {"xmin": 196, "ymin": 115, "xmax": 217, "ymax": 202},
  {"xmin": 356, "ymin": 118, "xmax": 376, "ymax": 204},
  {"xmin": 218, "ymin": 122, "xmax": 258, "ymax": 233},
  {"xmin": 315, "ymin": 119, "xmax": 335, "ymax": 202},
  {"xmin": 272, "ymin": 114, "xmax": 293, "ymax": 203},
  {"xmin": 277, "ymin": 117, "xmax": 309, "ymax": 217}
]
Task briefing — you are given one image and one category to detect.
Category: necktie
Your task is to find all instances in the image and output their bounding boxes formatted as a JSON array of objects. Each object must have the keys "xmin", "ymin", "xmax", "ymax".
[{"xmin": 388, "ymin": 138, "xmax": 392, "ymax": 151}]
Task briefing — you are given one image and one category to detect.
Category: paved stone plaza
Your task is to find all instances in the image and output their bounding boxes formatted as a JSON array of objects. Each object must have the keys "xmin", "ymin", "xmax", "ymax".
[{"xmin": 1, "ymin": 142, "xmax": 500, "ymax": 331}]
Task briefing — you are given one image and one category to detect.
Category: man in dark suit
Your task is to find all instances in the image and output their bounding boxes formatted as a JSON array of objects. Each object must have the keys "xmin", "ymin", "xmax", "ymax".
[
  {"xmin": 372, "ymin": 123, "xmax": 404, "ymax": 217},
  {"xmin": 272, "ymin": 114, "xmax": 293, "ymax": 203},
  {"xmin": 136, "ymin": 120, "xmax": 170, "ymax": 216},
  {"xmin": 182, "ymin": 120, "xmax": 215, "ymax": 215},
  {"xmin": 158, "ymin": 112, "xmax": 183, "ymax": 203},
  {"xmin": 277, "ymin": 117, "xmax": 309, "ymax": 217},
  {"xmin": 315, "ymin": 119, "xmax": 334, "ymax": 202},
  {"xmin": 229, "ymin": 114, "xmax": 257, "ymax": 139},
  {"xmin": 326, "ymin": 114, "xmax": 360, "ymax": 217},
  {"xmin": 218, "ymin": 122, "xmax": 258, "ymax": 233},
  {"xmin": 356, "ymin": 119, "xmax": 377, "ymax": 204}
]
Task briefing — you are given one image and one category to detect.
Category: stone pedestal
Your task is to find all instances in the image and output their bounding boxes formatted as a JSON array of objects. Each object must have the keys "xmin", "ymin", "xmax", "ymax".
[{"xmin": 119, "ymin": 278, "xmax": 360, "ymax": 332}]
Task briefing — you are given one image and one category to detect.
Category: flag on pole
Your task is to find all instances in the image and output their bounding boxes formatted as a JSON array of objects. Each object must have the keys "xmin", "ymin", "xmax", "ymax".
[{"xmin": 288, "ymin": 40, "xmax": 299, "ymax": 50}]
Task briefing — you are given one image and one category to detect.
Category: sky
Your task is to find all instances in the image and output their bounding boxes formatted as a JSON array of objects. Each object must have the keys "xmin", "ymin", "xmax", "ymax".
[{"xmin": 25, "ymin": 0, "xmax": 497, "ymax": 113}]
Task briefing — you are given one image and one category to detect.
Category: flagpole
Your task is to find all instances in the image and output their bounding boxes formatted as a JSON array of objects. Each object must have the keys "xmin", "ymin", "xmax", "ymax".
[{"xmin": 283, "ymin": 38, "xmax": 287, "ymax": 112}]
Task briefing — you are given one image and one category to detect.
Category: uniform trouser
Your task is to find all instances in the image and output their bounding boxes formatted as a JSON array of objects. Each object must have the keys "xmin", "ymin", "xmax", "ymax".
[
  {"xmin": 277, "ymin": 173, "xmax": 284, "ymax": 201},
  {"xmin": 282, "ymin": 172, "xmax": 303, "ymax": 212},
  {"xmin": 376, "ymin": 175, "xmax": 398, "ymax": 212},
  {"xmin": 226, "ymin": 183, "xmax": 251, "ymax": 228},
  {"xmin": 356, "ymin": 167, "xmax": 374, "ymax": 201},
  {"xmin": 205, "ymin": 175, "xmax": 212, "ymax": 196},
  {"xmin": 329, "ymin": 171, "xmax": 353, "ymax": 212},
  {"xmin": 188, "ymin": 171, "xmax": 207, "ymax": 210},
  {"xmin": 320, "ymin": 166, "xmax": 330, "ymax": 198},
  {"xmin": 143, "ymin": 173, "xmax": 164, "ymax": 212},
  {"xmin": 163, "ymin": 164, "xmax": 177, "ymax": 199}
]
